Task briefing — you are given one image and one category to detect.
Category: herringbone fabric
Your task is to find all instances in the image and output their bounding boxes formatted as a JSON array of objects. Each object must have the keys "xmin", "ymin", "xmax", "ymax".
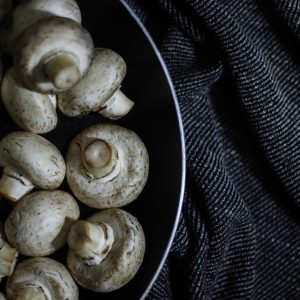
[{"xmin": 125, "ymin": 0, "xmax": 300, "ymax": 299}]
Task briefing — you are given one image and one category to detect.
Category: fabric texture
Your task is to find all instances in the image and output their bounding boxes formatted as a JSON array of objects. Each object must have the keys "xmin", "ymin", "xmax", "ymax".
[{"xmin": 124, "ymin": 0, "xmax": 300, "ymax": 299}]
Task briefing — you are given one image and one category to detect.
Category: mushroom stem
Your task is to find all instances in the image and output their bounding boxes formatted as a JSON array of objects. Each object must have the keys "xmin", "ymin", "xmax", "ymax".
[
  {"xmin": 14, "ymin": 285, "xmax": 47, "ymax": 300},
  {"xmin": 99, "ymin": 89, "xmax": 134, "ymax": 120},
  {"xmin": 43, "ymin": 53, "xmax": 80, "ymax": 90},
  {"xmin": 82, "ymin": 140, "xmax": 121, "ymax": 181},
  {"xmin": 68, "ymin": 220, "xmax": 114, "ymax": 266},
  {"xmin": 0, "ymin": 238, "xmax": 18, "ymax": 278},
  {"xmin": 0, "ymin": 168, "xmax": 34, "ymax": 202}
]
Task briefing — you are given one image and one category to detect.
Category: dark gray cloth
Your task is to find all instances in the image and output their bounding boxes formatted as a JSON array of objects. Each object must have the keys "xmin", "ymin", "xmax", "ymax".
[{"xmin": 124, "ymin": 0, "xmax": 300, "ymax": 299}]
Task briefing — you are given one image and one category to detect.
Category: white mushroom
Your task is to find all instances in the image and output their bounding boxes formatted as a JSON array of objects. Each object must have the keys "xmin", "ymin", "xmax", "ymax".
[
  {"xmin": 0, "ymin": 131, "xmax": 66, "ymax": 202},
  {"xmin": 15, "ymin": 16, "xmax": 94, "ymax": 94},
  {"xmin": 67, "ymin": 208, "xmax": 145, "ymax": 292},
  {"xmin": 0, "ymin": 0, "xmax": 81, "ymax": 56},
  {"xmin": 1, "ymin": 67, "xmax": 57, "ymax": 134},
  {"xmin": 66, "ymin": 124, "xmax": 149, "ymax": 208},
  {"xmin": 5, "ymin": 190, "xmax": 79, "ymax": 256},
  {"xmin": 6, "ymin": 257, "xmax": 78, "ymax": 300},
  {"xmin": 0, "ymin": 233, "xmax": 18, "ymax": 280},
  {"xmin": 58, "ymin": 48, "xmax": 134, "ymax": 119}
]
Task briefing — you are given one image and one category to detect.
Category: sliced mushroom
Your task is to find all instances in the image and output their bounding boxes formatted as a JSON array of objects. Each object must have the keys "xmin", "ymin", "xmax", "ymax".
[
  {"xmin": 58, "ymin": 48, "xmax": 134, "ymax": 119},
  {"xmin": 15, "ymin": 16, "xmax": 94, "ymax": 94},
  {"xmin": 0, "ymin": 0, "xmax": 81, "ymax": 56},
  {"xmin": 5, "ymin": 190, "xmax": 79, "ymax": 256},
  {"xmin": 1, "ymin": 67, "xmax": 57, "ymax": 133},
  {"xmin": 0, "ymin": 233, "xmax": 18, "ymax": 280},
  {"xmin": 66, "ymin": 124, "xmax": 149, "ymax": 208},
  {"xmin": 67, "ymin": 208, "xmax": 145, "ymax": 292},
  {"xmin": 6, "ymin": 257, "xmax": 78, "ymax": 300},
  {"xmin": 0, "ymin": 131, "xmax": 66, "ymax": 202}
]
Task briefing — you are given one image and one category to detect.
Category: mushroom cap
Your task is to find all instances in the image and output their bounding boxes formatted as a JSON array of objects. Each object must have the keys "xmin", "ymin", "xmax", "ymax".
[
  {"xmin": 15, "ymin": 16, "xmax": 94, "ymax": 94},
  {"xmin": 6, "ymin": 257, "xmax": 78, "ymax": 300},
  {"xmin": 0, "ymin": 131, "xmax": 66, "ymax": 190},
  {"xmin": 1, "ymin": 67, "xmax": 58, "ymax": 134},
  {"xmin": 0, "ymin": 0, "xmax": 81, "ymax": 56},
  {"xmin": 67, "ymin": 124, "xmax": 149, "ymax": 208},
  {"xmin": 67, "ymin": 208, "xmax": 145, "ymax": 292},
  {"xmin": 58, "ymin": 48, "xmax": 126, "ymax": 117},
  {"xmin": 5, "ymin": 190, "xmax": 79, "ymax": 256}
]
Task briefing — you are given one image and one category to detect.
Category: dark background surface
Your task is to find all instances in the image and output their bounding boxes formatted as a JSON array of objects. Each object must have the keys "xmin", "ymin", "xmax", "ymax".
[
  {"xmin": 0, "ymin": 1, "xmax": 184, "ymax": 299},
  {"xmin": 123, "ymin": 0, "xmax": 300, "ymax": 299}
]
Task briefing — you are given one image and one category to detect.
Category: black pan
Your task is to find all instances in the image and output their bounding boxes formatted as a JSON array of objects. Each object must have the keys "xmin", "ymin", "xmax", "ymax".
[{"xmin": 0, "ymin": 0, "xmax": 186, "ymax": 299}]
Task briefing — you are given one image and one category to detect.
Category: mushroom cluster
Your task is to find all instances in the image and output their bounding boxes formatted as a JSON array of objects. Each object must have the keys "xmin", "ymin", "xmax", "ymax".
[{"xmin": 0, "ymin": 0, "xmax": 149, "ymax": 298}]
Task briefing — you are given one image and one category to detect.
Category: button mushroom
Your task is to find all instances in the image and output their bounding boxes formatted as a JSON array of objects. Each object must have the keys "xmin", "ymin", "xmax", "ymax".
[
  {"xmin": 67, "ymin": 208, "xmax": 145, "ymax": 292},
  {"xmin": 6, "ymin": 257, "xmax": 78, "ymax": 300},
  {"xmin": 0, "ymin": 131, "xmax": 66, "ymax": 202},
  {"xmin": 5, "ymin": 190, "xmax": 79, "ymax": 257},
  {"xmin": 66, "ymin": 124, "xmax": 149, "ymax": 208},
  {"xmin": 0, "ymin": 0, "xmax": 81, "ymax": 56},
  {"xmin": 0, "ymin": 232, "xmax": 18, "ymax": 281},
  {"xmin": 15, "ymin": 16, "xmax": 94, "ymax": 94},
  {"xmin": 1, "ymin": 67, "xmax": 57, "ymax": 134},
  {"xmin": 58, "ymin": 48, "xmax": 134, "ymax": 119}
]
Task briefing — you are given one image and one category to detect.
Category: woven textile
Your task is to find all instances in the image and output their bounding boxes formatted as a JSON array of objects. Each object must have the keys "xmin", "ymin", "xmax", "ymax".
[{"xmin": 125, "ymin": 0, "xmax": 300, "ymax": 299}]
